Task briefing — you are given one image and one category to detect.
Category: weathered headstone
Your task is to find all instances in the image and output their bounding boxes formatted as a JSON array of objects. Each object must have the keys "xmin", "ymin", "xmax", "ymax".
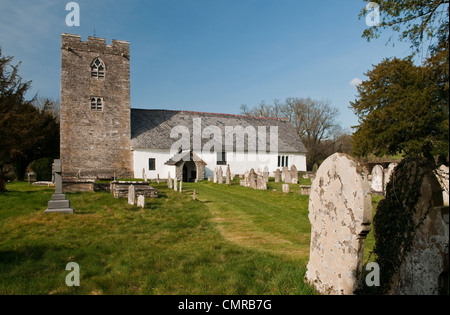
[
  {"xmin": 435, "ymin": 165, "xmax": 449, "ymax": 206},
  {"xmin": 284, "ymin": 171, "xmax": 292, "ymax": 185},
  {"xmin": 218, "ymin": 167, "xmax": 223, "ymax": 185},
  {"xmin": 305, "ymin": 153, "xmax": 372, "ymax": 295},
  {"xmin": 263, "ymin": 166, "xmax": 269, "ymax": 183},
  {"xmin": 137, "ymin": 195, "xmax": 145, "ymax": 208},
  {"xmin": 156, "ymin": 174, "xmax": 160, "ymax": 184},
  {"xmin": 375, "ymin": 158, "xmax": 449, "ymax": 295},
  {"xmin": 249, "ymin": 169, "xmax": 257, "ymax": 189},
  {"xmin": 45, "ymin": 160, "xmax": 74, "ymax": 214},
  {"xmin": 226, "ymin": 165, "xmax": 231, "ymax": 185},
  {"xmin": 274, "ymin": 169, "xmax": 281, "ymax": 183},
  {"xmin": 244, "ymin": 170, "xmax": 250, "ymax": 187},
  {"xmin": 371, "ymin": 165, "xmax": 384, "ymax": 194},
  {"xmin": 213, "ymin": 167, "xmax": 218, "ymax": 184},
  {"xmin": 168, "ymin": 173, "xmax": 173, "ymax": 189},
  {"xmin": 128, "ymin": 185, "xmax": 136, "ymax": 206},
  {"xmin": 281, "ymin": 167, "xmax": 288, "ymax": 183},
  {"xmin": 179, "ymin": 180, "xmax": 183, "ymax": 193},
  {"xmin": 290, "ymin": 165, "xmax": 298, "ymax": 184},
  {"xmin": 174, "ymin": 177, "xmax": 178, "ymax": 192},
  {"xmin": 257, "ymin": 175, "xmax": 267, "ymax": 190},
  {"xmin": 282, "ymin": 184, "xmax": 289, "ymax": 194},
  {"xmin": 383, "ymin": 163, "xmax": 398, "ymax": 193}
]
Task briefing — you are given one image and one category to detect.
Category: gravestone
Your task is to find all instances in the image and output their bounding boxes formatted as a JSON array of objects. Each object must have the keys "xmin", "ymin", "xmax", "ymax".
[
  {"xmin": 137, "ymin": 195, "xmax": 145, "ymax": 208},
  {"xmin": 45, "ymin": 160, "xmax": 74, "ymax": 214},
  {"xmin": 290, "ymin": 165, "xmax": 298, "ymax": 184},
  {"xmin": 383, "ymin": 163, "xmax": 398, "ymax": 193},
  {"xmin": 174, "ymin": 177, "xmax": 178, "ymax": 192},
  {"xmin": 305, "ymin": 153, "xmax": 372, "ymax": 295},
  {"xmin": 128, "ymin": 185, "xmax": 136, "ymax": 206},
  {"xmin": 371, "ymin": 165, "xmax": 384, "ymax": 194},
  {"xmin": 263, "ymin": 166, "xmax": 269, "ymax": 183},
  {"xmin": 157, "ymin": 174, "xmax": 160, "ymax": 184},
  {"xmin": 218, "ymin": 167, "xmax": 223, "ymax": 185},
  {"xmin": 375, "ymin": 158, "xmax": 449, "ymax": 295},
  {"xmin": 274, "ymin": 169, "xmax": 281, "ymax": 183},
  {"xmin": 193, "ymin": 190, "xmax": 197, "ymax": 201},
  {"xmin": 300, "ymin": 185, "xmax": 311, "ymax": 196},
  {"xmin": 435, "ymin": 165, "xmax": 449, "ymax": 206},
  {"xmin": 244, "ymin": 170, "xmax": 250, "ymax": 187},
  {"xmin": 282, "ymin": 184, "xmax": 289, "ymax": 194},
  {"xmin": 284, "ymin": 171, "xmax": 292, "ymax": 185},
  {"xmin": 257, "ymin": 175, "xmax": 267, "ymax": 190},
  {"xmin": 168, "ymin": 173, "xmax": 172, "ymax": 189},
  {"xmin": 142, "ymin": 168, "xmax": 147, "ymax": 182},
  {"xmin": 213, "ymin": 167, "xmax": 218, "ymax": 184},
  {"xmin": 179, "ymin": 180, "xmax": 183, "ymax": 193},
  {"xmin": 249, "ymin": 169, "xmax": 257, "ymax": 189},
  {"xmin": 281, "ymin": 167, "xmax": 288, "ymax": 183},
  {"xmin": 226, "ymin": 165, "xmax": 231, "ymax": 185}
]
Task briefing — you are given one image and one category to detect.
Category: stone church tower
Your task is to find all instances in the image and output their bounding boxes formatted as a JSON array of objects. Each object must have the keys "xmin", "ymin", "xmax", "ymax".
[{"xmin": 60, "ymin": 34, "xmax": 133, "ymax": 180}]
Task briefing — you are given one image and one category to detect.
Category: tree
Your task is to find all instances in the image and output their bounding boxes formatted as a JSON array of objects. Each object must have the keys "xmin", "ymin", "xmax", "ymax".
[
  {"xmin": 354, "ymin": 0, "xmax": 449, "ymax": 164},
  {"xmin": 0, "ymin": 48, "xmax": 60, "ymax": 191},
  {"xmin": 360, "ymin": 0, "xmax": 449, "ymax": 55},
  {"xmin": 350, "ymin": 56, "xmax": 448, "ymax": 163},
  {"xmin": 241, "ymin": 97, "xmax": 343, "ymax": 169}
]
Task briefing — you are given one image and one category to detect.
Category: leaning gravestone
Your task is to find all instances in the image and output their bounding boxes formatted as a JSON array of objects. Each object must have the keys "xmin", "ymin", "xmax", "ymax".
[
  {"xmin": 371, "ymin": 165, "xmax": 384, "ymax": 194},
  {"xmin": 305, "ymin": 153, "xmax": 372, "ymax": 295},
  {"xmin": 45, "ymin": 160, "xmax": 74, "ymax": 214},
  {"xmin": 374, "ymin": 158, "xmax": 449, "ymax": 295}
]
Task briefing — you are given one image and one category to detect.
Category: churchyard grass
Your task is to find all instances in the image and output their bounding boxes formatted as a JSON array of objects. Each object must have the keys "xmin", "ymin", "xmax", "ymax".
[{"xmin": 0, "ymin": 180, "xmax": 379, "ymax": 295}]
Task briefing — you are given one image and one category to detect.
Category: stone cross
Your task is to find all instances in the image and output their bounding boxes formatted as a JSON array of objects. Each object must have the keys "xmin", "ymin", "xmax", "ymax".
[{"xmin": 45, "ymin": 159, "xmax": 74, "ymax": 214}]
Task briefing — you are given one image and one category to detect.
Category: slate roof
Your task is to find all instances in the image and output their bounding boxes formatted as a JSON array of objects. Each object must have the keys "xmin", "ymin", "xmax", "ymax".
[{"xmin": 130, "ymin": 109, "xmax": 307, "ymax": 154}]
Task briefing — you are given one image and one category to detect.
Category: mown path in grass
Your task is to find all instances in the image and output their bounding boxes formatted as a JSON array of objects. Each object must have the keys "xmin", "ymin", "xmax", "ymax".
[{"xmin": 193, "ymin": 181, "xmax": 311, "ymax": 263}]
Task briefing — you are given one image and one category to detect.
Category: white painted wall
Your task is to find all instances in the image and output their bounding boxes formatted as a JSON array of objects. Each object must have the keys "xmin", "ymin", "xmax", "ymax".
[{"xmin": 133, "ymin": 149, "xmax": 306, "ymax": 180}]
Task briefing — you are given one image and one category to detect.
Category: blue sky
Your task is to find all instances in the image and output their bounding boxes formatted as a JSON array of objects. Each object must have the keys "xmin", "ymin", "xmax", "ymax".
[{"xmin": 0, "ymin": 0, "xmax": 413, "ymax": 130}]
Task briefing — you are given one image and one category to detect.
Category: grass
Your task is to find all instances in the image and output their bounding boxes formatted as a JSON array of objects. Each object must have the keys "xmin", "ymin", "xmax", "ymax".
[{"xmin": 0, "ymin": 179, "xmax": 380, "ymax": 295}]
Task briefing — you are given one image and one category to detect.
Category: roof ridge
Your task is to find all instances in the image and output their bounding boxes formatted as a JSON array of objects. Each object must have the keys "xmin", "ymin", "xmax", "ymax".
[{"xmin": 131, "ymin": 108, "xmax": 288, "ymax": 122}]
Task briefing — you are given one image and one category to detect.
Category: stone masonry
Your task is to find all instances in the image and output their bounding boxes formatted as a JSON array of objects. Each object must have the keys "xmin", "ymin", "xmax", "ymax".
[{"xmin": 60, "ymin": 34, "xmax": 133, "ymax": 180}]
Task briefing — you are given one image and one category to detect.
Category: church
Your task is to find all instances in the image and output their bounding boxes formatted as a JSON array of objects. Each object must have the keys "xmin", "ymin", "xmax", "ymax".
[{"xmin": 60, "ymin": 34, "xmax": 307, "ymax": 182}]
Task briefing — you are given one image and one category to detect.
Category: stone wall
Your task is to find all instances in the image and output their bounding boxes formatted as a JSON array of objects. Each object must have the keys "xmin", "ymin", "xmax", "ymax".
[{"xmin": 60, "ymin": 34, "xmax": 133, "ymax": 180}]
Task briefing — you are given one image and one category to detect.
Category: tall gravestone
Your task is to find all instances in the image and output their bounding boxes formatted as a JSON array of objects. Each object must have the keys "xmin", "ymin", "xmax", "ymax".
[
  {"xmin": 375, "ymin": 158, "xmax": 449, "ymax": 295},
  {"xmin": 128, "ymin": 185, "xmax": 136, "ymax": 206},
  {"xmin": 45, "ymin": 160, "xmax": 74, "ymax": 214},
  {"xmin": 290, "ymin": 165, "xmax": 298, "ymax": 184},
  {"xmin": 274, "ymin": 169, "xmax": 281, "ymax": 183},
  {"xmin": 168, "ymin": 172, "xmax": 173, "ymax": 189},
  {"xmin": 218, "ymin": 167, "xmax": 223, "ymax": 185},
  {"xmin": 371, "ymin": 165, "xmax": 384, "ymax": 194},
  {"xmin": 305, "ymin": 153, "xmax": 372, "ymax": 295},
  {"xmin": 226, "ymin": 165, "xmax": 231, "ymax": 185},
  {"xmin": 263, "ymin": 166, "xmax": 269, "ymax": 183}
]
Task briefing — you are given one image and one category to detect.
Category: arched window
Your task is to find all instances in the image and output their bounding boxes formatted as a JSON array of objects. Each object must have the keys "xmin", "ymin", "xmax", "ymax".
[
  {"xmin": 91, "ymin": 58, "xmax": 105, "ymax": 79},
  {"xmin": 90, "ymin": 97, "xmax": 103, "ymax": 111}
]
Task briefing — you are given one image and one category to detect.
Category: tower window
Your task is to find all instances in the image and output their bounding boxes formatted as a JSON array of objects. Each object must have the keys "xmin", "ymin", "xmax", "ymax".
[
  {"xmin": 90, "ymin": 97, "xmax": 103, "ymax": 111},
  {"xmin": 91, "ymin": 58, "xmax": 105, "ymax": 79}
]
